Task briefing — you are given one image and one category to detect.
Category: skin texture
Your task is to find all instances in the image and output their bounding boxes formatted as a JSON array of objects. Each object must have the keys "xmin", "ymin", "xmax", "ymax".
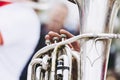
[{"xmin": 45, "ymin": 29, "xmax": 80, "ymax": 52}]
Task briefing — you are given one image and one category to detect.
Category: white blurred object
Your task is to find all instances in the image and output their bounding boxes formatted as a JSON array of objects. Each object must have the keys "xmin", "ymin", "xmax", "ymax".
[
  {"xmin": 21, "ymin": 1, "xmax": 51, "ymax": 10},
  {"xmin": 64, "ymin": 1, "xmax": 79, "ymax": 31},
  {"xmin": 38, "ymin": 0, "xmax": 79, "ymax": 31},
  {"xmin": 0, "ymin": 3, "xmax": 40, "ymax": 80}
]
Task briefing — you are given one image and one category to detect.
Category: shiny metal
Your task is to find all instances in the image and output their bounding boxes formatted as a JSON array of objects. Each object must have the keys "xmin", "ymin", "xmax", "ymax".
[
  {"xmin": 73, "ymin": 0, "xmax": 120, "ymax": 80},
  {"xmin": 27, "ymin": 33, "xmax": 120, "ymax": 80},
  {"xmin": 27, "ymin": 0, "xmax": 120, "ymax": 80}
]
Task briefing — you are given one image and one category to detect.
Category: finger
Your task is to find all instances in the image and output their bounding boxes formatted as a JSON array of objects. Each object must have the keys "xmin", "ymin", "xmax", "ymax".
[
  {"xmin": 60, "ymin": 29, "xmax": 80, "ymax": 52},
  {"xmin": 60, "ymin": 29, "xmax": 74, "ymax": 38},
  {"xmin": 45, "ymin": 34, "xmax": 50, "ymax": 40},
  {"xmin": 68, "ymin": 43, "xmax": 73, "ymax": 49},
  {"xmin": 71, "ymin": 41, "xmax": 80, "ymax": 52},
  {"xmin": 45, "ymin": 35, "xmax": 51, "ymax": 45},
  {"xmin": 48, "ymin": 31, "xmax": 60, "ymax": 38},
  {"xmin": 48, "ymin": 31, "xmax": 61, "ymax": 42}
]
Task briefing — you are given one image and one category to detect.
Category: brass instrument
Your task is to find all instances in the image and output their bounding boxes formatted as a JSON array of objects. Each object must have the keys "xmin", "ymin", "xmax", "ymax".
[{"xmin": 27, "ymin": 0, "xmax": 120, "ymax": 80}]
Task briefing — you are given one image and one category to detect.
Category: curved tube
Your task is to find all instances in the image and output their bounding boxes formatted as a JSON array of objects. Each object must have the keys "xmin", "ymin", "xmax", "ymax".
[
  {"xmin": 27, "ymin": 58, "xmax": 42, "ymax": 80},
  {"xmin": 58, "ymin": 55, "xmax": 69, "ymax": 80}
]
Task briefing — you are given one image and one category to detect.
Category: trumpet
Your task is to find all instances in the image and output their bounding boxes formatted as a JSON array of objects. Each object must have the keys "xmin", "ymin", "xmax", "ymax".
[{"xmin": 27, "ymin": 0, "xmax": 120, "ymax": 80}]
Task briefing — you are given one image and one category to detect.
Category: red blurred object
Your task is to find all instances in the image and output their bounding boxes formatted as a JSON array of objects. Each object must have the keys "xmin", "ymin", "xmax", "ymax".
[
  {"xmin": 0, "ymin": 1, "xmax": 11, "ymax": 7},
  {"xmin": 0, "ymin": 32, "xmax": 4, "ymax": 45},
  {"xmin": 0, "ymin": 1, "xmax": 11, "ymax": 45}
]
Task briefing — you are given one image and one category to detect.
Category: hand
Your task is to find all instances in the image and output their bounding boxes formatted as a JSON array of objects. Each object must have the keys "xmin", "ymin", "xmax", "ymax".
[{"xmin": 45, "ymin": 29, "xmax": 80, "ymax": 52}]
